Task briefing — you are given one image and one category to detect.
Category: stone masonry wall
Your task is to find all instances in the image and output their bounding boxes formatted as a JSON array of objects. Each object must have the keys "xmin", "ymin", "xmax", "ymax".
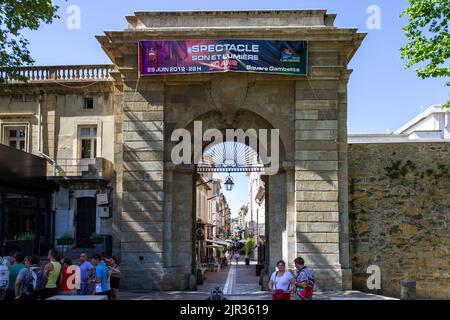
[{"xmin": 348, "ymin": 142, "xmax": 450, "ymax": 299}]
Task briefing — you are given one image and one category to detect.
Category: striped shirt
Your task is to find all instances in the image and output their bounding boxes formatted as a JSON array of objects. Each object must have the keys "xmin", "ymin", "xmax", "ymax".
[{"xmin": 296, "ymin": 266, "xmax": 314, "ymax": 286}]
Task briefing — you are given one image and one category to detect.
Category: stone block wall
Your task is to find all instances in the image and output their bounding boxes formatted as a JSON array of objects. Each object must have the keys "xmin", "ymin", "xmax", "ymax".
[
  {"xmin": 119, "ymin": 82, "xmax": 166, "ymax": 289},
  {"xmin": 295, "ymin": 78, "xmax": 346, "ymax": 291},
  {"xmin": 348, "ymin": 142, "xmax": 450, "ymax": 299}
]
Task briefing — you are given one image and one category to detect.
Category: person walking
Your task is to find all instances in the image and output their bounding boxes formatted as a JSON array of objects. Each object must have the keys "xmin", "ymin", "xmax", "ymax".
[
  {"xmin": 4, "ymin": 252, "xmax": 25, "ymax": 301},
  {"xmin": 78, "ymin": 253, "xmax": 93, "ymax": 295},
  {"xmin": 91, "ymin": 254, "xmax": 110, "ymax": 298},
  {"xmin": 59, "ymin": 257, "xmax": 78, "ymax": 295},
  {"xmin": 14, "ymin": 255, "xmax": 44, "ymax": 300},
  {"xmin": 268, "ymin": 260, "xmax": 294, "ymax": 300},
  {"xmin": 103, "ymin": 256, "xmax": 113, "ymax": 300},
  {"xmin": 42, "ymin": 249, "xmax": 61, "ymax": 299},
  {"xmin": 108, "ymin": 257, "xmax": 121, "ymax": 300},
  {"xmin": 293, "ymin": 257, "xmax": 315, "ymax": 300}
]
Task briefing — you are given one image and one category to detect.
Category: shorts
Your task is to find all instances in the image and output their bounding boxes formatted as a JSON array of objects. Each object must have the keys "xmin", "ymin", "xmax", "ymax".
[{"xmin": 110, "ymin": 277, "xmax": 120, "ymax": 289}]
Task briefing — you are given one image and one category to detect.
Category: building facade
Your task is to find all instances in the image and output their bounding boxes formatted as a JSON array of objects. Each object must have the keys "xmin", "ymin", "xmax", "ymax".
[
  {"xmin": 247, "ymin": 171, "xmax": 266, "ymax": 239},
  {"xmin": 0, "ymin": 69, "xmax": 116, "ymax": 255},
  {"xmin": 195, "ymin": 173, "xmax": 230, "ymax": 263},
  {"xmin": 349, "ymin": 105, "xmax": 450, "ymax": 143}
]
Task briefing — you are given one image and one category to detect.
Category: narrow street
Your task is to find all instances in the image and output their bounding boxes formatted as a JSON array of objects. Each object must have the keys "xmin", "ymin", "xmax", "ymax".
[
  {"xmin": 199, "ymin": 261, "xmax": 269, "ymax": 300},
  {"xmin": 119, "ymin": 261, "xmax": 396, "ymax": 300},
  {"xmin": 119, "ymin": 261, "xmax": 269, "ymax": 300}
]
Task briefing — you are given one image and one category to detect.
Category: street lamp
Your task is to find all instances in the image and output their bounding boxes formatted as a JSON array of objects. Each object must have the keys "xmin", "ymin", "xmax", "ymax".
[
  {"xmin": 224, "ymin": 174, "xmax": 234, "ymax": 191},
  {"xmin": 197, "ymin": 178, "xmax": 214, "ymax": 187}
]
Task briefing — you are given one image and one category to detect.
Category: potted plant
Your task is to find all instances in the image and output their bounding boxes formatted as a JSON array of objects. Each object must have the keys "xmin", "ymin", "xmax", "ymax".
[
  {"xmin": 89, "ymin": 233, "xmax": 104, "ymax": 245},
  {"xmin": 244, "ymin": 237, "xmax": 255, "ymax": 266},
  {"xmin": 56, "ymin": 233, "xmax": 75, "ymax": 246},
  {"xmin": 18, "ymin": 232, "xmax": 35, "ymax": 256}
]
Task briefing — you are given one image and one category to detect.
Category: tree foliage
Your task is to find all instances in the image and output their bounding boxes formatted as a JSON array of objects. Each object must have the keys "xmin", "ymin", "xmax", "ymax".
[
  {"xmin": 400, "ymin": 0, "xmax": 450, "ymax": 108},
  {"xmin": 0, "ymin": 0, "xmax": 59, "ymax": 85}
]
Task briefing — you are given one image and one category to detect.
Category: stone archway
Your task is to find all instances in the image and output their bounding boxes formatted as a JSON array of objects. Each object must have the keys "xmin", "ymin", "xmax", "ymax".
[
  {"xmin": 164, "ymin": 101, "xmax": 291, "ymax": 290},
  {"xmin": 98, "ymin": 10, "xmax": 365, "ymax": 291}
]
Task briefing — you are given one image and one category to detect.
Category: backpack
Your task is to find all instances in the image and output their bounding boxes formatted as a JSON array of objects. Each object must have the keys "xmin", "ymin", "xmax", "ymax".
[{"xmin": 28, "ymin": 267, "xmax": 46, "ymax": 292}]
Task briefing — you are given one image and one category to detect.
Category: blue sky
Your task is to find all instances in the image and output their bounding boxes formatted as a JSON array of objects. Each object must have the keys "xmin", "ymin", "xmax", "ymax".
[{"xmin": 20, "ymin": 0, "xmax": 449, "ymax": 216}]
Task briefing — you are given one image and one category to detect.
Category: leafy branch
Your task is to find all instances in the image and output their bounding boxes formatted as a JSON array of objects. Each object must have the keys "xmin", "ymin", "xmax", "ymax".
[{"xmin": 400, "ymin": 0, "xmax": 450, "ymax": 108}]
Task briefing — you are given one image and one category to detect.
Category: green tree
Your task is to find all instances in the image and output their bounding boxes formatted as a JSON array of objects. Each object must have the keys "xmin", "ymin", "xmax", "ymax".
[
  {"xmin": 244, "ymin": 237, "xmax": 255, "ymax": 257},
  {"xmin": 400, "ymin": 0, "xmax": 450, "ymax": 108},
  {"xmin": 0, "ymin": 0, "xmax": 60, "ymax": 85}
]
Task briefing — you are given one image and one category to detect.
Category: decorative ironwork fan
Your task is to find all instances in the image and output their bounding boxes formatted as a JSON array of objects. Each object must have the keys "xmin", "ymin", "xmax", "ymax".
[{"xmin": 197, "ymin": 141, "xmax": 264, "ymax": 173}]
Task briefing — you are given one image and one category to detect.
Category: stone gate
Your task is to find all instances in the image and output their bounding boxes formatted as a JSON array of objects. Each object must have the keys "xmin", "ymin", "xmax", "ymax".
[{"xmin": 97, "ymin": 10, "xmax": 365, "ymax": 290}]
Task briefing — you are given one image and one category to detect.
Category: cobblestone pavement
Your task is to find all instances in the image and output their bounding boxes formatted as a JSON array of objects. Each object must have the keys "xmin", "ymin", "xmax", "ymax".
[{"xmin": 119, "ymin": 261, "xmax": 397, "ymax": 300}]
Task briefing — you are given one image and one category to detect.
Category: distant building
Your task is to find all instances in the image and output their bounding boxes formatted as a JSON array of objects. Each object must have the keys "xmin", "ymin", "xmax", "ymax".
[
  {"xmin": 349, "ymin": 105, "xmax": 450, "ymax": 143},
  {"xmin": 247, "ymin": 171, "xmax": 265, "ymax": 240},
  {"xmin": 195, "ymin": 172, "xmax": 230, "ymax": 263},
  {"xmin": 237, "ymin": 205, "xmax": 248, "ymax": 234},
  {"xmin": 230, "ymin": 217, "xmax": 240, "ymax": 237},
  {"xmin": 0, "ymin": 81, "xmax": 115, "ymax": 256}
]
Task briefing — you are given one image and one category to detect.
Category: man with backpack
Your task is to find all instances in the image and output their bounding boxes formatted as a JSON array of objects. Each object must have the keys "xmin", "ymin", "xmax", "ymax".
[
  {"xmin": 293, "ymin": 257, "xmax": 315, "ymax": 300},
  {"xmin": 4, "ymin": 252, "xmax": 25, "ymax": 301},
  {"xmin": 14, "ymin": 255, "xmax": 46, "ymax": 300}
]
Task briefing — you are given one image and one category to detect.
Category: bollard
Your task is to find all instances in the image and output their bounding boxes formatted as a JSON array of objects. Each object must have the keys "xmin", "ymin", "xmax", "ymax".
[
  {"xmin": 400, "ymin": 278, "xmax": 416, "ymax": 300},
  {"xmin": 189, "ymin": 274, "xmax": 197, "ymax": 290}
]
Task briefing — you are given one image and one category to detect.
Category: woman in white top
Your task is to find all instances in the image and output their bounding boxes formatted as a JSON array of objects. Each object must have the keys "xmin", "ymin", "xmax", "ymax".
[{"xmin": 268, "ymin": 260, "xmax": 294, "ymax": 300}]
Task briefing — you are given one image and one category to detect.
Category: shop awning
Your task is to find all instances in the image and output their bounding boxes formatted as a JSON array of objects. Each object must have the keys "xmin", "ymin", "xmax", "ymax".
[
  {"xmin": 205, "ymin": 239, "xmax": 230, "ymax": 247},
  {"xmin": 0, "ymin": 145, "xmax": 58, "ymax": 193}
]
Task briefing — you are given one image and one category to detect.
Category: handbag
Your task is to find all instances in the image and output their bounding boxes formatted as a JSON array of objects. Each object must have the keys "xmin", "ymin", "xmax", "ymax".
[{"xmin": 271, "ymin": 272, "xmax": 291, "ymax": 300}]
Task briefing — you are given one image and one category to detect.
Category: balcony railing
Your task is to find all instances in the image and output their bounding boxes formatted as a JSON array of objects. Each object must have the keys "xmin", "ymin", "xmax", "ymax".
[
  {"xmin": 50, "ymin": 158, "xmax": 114, "ymax": 181},
  {"xmin": 0, "ymin": 65, "xmax": 115, "ymax": 83}
]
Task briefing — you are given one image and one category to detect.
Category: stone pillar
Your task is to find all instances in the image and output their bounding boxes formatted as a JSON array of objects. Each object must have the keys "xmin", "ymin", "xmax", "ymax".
[
  {"xmin": 44, "ymin": 94, "xmax": 56, "ymax": 159},
  {"xmin": 162, "ymin": 166, "xmax": 194, "ymax": 290},
  {"xmin": 267, "ymin": 171, "xmax": 287, "ymax": 270},
  {"xmin": 400, "ymin": 279, "xmax": 416, "ymax": 300},
  {"xmin": 120, "ymin": 81, "xmax": 165, "ymax": 290},
  {"xmin": 163, "ymin": 164, "xmax": 174, "ymax": 268},
  {"xmin": 337, "ymin": 70, "xmax": 352, "ymax": 290},
  {"xmin": 295, "ymin": 79, "xmax": 343, "ymax": 291},
  {"xmin": 285, "ymin": 163, "xmax": 297, "ymax": 269},
  {"xmin": 112, "ymin": 90, "xmax": 124, "ymax": 258}
]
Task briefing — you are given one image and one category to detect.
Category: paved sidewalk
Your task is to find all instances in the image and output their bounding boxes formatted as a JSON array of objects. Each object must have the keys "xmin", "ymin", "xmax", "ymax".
[{"xmin": 119, "ymin": 261, "xmax": 397, "ymax": 300}]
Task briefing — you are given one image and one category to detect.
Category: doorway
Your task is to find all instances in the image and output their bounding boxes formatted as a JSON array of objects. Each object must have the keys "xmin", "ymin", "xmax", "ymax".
[{"xmin": 76, "ymin": 197, "xmax": 96, "ymax": 248}]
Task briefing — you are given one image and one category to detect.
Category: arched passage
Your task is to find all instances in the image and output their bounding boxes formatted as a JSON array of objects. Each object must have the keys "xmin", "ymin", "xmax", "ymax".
[{"xmin": 164, "ymin": 107, "xmax": 292, "ymax": 289}]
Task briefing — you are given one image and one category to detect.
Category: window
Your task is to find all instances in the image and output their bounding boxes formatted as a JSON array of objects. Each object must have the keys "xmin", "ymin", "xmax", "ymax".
[
  {"xmin": 4, "ymin": 126, "xmax": 27, "ymax": 151},
  {"xmin": 79, "ymin": 126, "xmax": 97, "ymax": 159},
  {"xmin": 84, "ymin": 97, "xmax": 94, "ymax": 109}
]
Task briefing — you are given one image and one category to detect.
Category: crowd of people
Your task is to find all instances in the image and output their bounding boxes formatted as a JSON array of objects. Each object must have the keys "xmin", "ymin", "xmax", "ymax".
[
  {"xmin": 1, "ymin": 249, "xmax": 120, "ymax": 300},
  {"xmin": 2, "ymin": 249, "xmax": 314, "ymax": 301}
]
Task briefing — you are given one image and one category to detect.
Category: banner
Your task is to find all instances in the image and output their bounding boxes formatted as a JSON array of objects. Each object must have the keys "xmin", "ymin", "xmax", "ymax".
[{"xmin": 138, "ymin": 39, "xmax": 308, "ymax": 76}]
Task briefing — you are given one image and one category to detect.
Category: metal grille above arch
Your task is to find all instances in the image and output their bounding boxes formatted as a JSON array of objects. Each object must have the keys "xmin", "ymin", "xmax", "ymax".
[{"xmin": 197, "ymin": 141, "xmax": 264, "ymax": 173}]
